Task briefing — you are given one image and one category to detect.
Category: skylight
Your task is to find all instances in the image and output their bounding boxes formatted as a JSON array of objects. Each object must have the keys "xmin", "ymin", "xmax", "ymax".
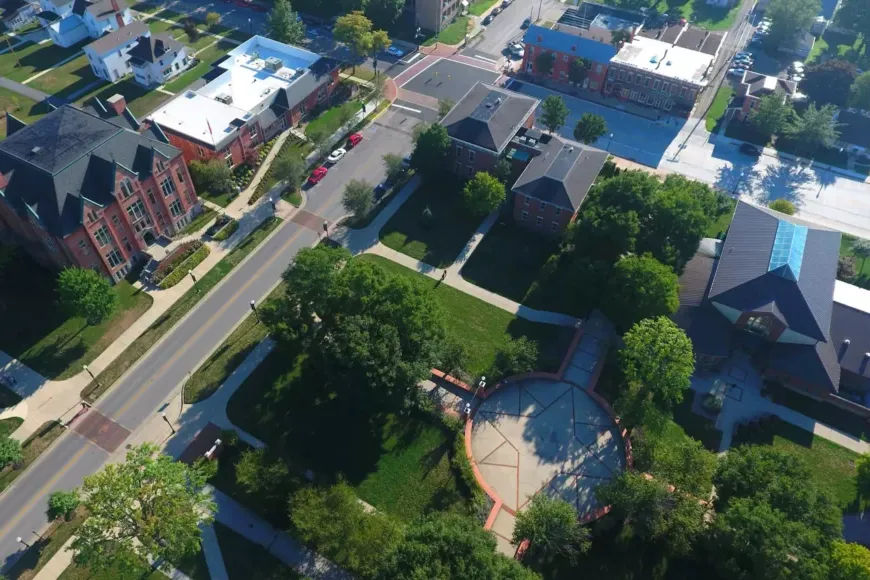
[{"xmin": 768, "ymin": 219, "xmax": 808, "ymax": 281}]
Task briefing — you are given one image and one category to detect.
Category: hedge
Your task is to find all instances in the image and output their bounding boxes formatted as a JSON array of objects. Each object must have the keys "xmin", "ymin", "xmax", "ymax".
[
  {"xmin": 212, "ymin": 219, "xmax": 239, "ymax": 241},
  {"xmin": 151, "ymin": 240, "xmax": 203, "ymax": 284},
  {"xmin": 158, "ymin": 245, "xmax": 211, "ymax": 289}
]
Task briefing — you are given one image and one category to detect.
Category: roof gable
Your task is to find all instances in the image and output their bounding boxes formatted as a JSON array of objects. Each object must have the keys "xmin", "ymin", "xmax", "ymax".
[{"xmin": 440, "ymin": 83, "xmax": 538, "ymax": 153}]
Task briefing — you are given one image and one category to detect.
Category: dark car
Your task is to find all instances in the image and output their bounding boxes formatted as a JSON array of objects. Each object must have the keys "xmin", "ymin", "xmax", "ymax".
[
  {"xmin": 374, "ymin": 182, "xmax": 389, "ymax": 201},
  {"xmin": 740, "ymin": 143, "xmax": 762, "ymax": 157},
  {"xmin": 483, "ymin": 14, "xmax": 494, "ymax": 25},
  {"xmin": 522, "ymin": 17, "xmax": 531, "ymax": 28}
]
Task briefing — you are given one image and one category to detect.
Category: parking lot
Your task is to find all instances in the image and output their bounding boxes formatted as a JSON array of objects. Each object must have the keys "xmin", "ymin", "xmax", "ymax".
[{"xmin": 401, "ymin": 58, "xmax": 502, "ymax": 103}]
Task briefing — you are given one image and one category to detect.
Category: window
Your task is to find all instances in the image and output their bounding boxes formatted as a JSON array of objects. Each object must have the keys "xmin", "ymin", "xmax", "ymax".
[
  {"xmin": 521, "ymin": 210, "xmax": 529, "ymax": 220},
  {"xmin": 527, "ymin": 62, "xmax": 533, "ymax": 72},
  {"xmin": 248, "ymin": 125, "xmax": 257, "ymax": 143},
  {"xmin": 111, "ymin": 214, "xmax": 121, "ymax": 228},
  {"xmin": 536, "ymin": 216, "xmax": 543, "ymax": 227},
  {"xmin": 468, "ymin": 150, "xmax": 475, "ymax": 162},
  {"xmin": 466, "ymin": 165, "xmax": 473, "ymax": 177},
  {"xmin": 670, "ymin": 84, "xmax": 678, "ymax": 94},
  {"xmin": 653, "ymin": 80, "xmax": 660, "ymax": 90},
  {"xmin": 454, "ymin": 161, "xmax": 461, "ymax": 173},
  {"xmin": 630, "ymin": 90, "xmax": 638, "ymax": 100},
  {"xmin": 43, "ymin": 236, "xmax": 57, "ymax": 253},
  {"xmin": 608, "ymin": 69, "xmax": 615, "ymax": 80},
  {"xmin": 745, "ymin": 315, "xmax": 772, "ymax": 338},
  {"xmin": 122, "ymin": 237, "xmax": 133, "ymax": 253},
  {"xmin": 87, "ymin": 210, "xmax": 98, "ymax": 223},
  {"xmin": 78, "ymin": 239, "xmax": 90, "ymax": 255},
  {"xmin": 126, "ymin": 199, "xmax": 146, "ymax": 222},
  {"xmin": 554, "ymin": 207, "xmax": 561, "ymax": 216},
  {"xmin": 196, "ymin": 146, "xmax": 206, "ymax": 157},
  {"xmin": 156, "ymin": 158, "xmax": 166, "ymax": 173},
  {"xmin": 528, "ymin": 46, "xmax": 534, "ymax": 55},
  {"xmin": 105, "ymin": 248, "xmax": 124, "ymax": 268},
  {"xmin": 119, "ymin": 177, "xmax": 134, "ymax": 198},
  {"xmin": 93, "ymin": 225, "xmax": 111, "ymax": 247},
  {"xmin": 524, "ymin": 196, "xmax": 530, "ymax": 206},
  {"xmin": 562, "ymin": 54, "xmax": 569, "ymax": 62},
  {"xmin": 224, "ymin": 150, "xmax": 233, "ymax": 168},
  {"xmin": 539, "ymin": 201, "xmax": 547, "ymax": 210},
  {"xmin": 176, "ymin": 168, "xmax": 185, "ymax": 184},
  {"xmin": 456, "ymin": 144, "xmax": 464, "ymax": 157},
  {"xmin": 590, "ymin": 81, "xmax": 598, "ymax": 90},
  {"xmin": 664, "ymin": 100, "xmax": 674, "ymax": 111},
  {"xmin": 627, "ymin": 73, "xmax": 634, "ymax": 84},
  {"xmin": 147, "ymin": 189, "xmax": 157, "ymax": 205},
  {"xmin": 635, "ymin": 75, "xmax": 642, "ymax": 86},
  {"xmin": 645, "ymin": 77, "xmax": 652, "ymax": 88},
  {"xmin": 550, "ymin": 221, "xmax": 558, "ymax": 231},
  {"xmin": 570, "ymin": 45, "xmax": 576, "ymax": 52},
  {"xmin": 160, "ymin": 177, "xmax": 176, "ymax": 197},
  {"xmin": 169, "ymin": 199, "xmax": 184, "ymax": 218},
  {"xmin": 679, "ymin": 87, "xmax": 687, "ymax": 98},
  {"xmin": 156, "ymin": 212, "xmax": 165, "ymax": 224},
  {"xmin": 618, "ymin": 70, "xmax": 625, "ymax": 81},
  {"xmin": 662, "ymin": 82, "xmax": 669, "ymax": 93},
  {"xmin": 596, "ymin": 64, "xmax": 602, "ymax": 73}
]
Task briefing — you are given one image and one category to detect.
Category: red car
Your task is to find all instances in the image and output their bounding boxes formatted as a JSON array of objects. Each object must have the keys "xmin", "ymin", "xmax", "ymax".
[
  {"xmin": 308, "ymin": 166, "xmax": 328, "ymax": 185},
  {"xmin": 347, "ymin": 133, "xmax": 363, "ymax": 148}
]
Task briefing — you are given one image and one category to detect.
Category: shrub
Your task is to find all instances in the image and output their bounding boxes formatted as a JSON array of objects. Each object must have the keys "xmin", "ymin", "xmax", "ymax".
[
  {"xmin": 0, "ymin": 435, "xmax": 22, "ymax": 468},
  {"xmin": 151, "ymin": 240, "xmax": 204, "ymax": 284},
  {"xmin": 183, "ymin": 18, "xmax": 199, "ymax": 40},
  {"xmin": 206, "ymin": 11, "xmax": 220, "ymax": 28},
  {"xmin": 47, "ymin": 489, "xmax": 80, "ymax": 521},
  {"xmin": 212, "ymin": 219, "xmax": 239, "ymax": 241},
  {"xmin": 158, "ymin": 245, "xmax": 210, "ymax": 289}
]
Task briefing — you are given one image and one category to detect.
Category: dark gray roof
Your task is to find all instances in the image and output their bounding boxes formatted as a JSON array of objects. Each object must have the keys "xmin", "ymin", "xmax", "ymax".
[
  {"xmin": 708, "ymin": 202, "xmax": 840, "ymax": 342},
  {"xmin": 5, "ymin": 113, "xmax": 27, "ymax": 138},
  {"xmin": 0, "ymin": 105, "xmax": 179, "ymax": 237},
  {"xmin": 672, "ymin": 302, "xmax": 733, "ymax": 358},
  {"xmin": 127, "ymin": 33, "xmax": 184, "ymax": 65},
  {"xmin": 678, "ymin": 250, "xmax": 718, "ymax": 307},
  {"xmin": 766, "ymin": 340, "xmax": 840, "ymax": 393},
  {"xmin": 73, "ymin": 0, "xmax": 126, "ymax": 19},
  {"xmin": 80, "ymin": 95, "xmax": 139, "ymax": 131},
  {"xmin": 830, "ymin": 302, "xmax": 870, "ymax": 382},
  {"xmin": 85, "ymin": 19, "xmax": 147, "ymax": 54},
  {"xmin": 836, "ymin": 111, "xmax": 870, "ymax": 149},
  {"xmin": 441, "ymin": 83, "xmax": 538, "ymax": 153},
  {"xmin": 511, "ymin": 136, "xmax": 607, "ymax": 210}
]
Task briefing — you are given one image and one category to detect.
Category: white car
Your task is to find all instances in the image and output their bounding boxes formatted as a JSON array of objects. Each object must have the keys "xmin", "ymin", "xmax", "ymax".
[
  {"xmin": 327, "ymin": 148, "xmax": 346, "ymax": 163},
  {"xmin": 509, "ymin": 42, "xmax": 524, "ymax": 57},
  {"xmin": 386, "ymin": 46, "xmax": 404, "ymax": 57},
  {"xmin": 728, "ymin": 68, "xmax": 746, "ymax": 77}
]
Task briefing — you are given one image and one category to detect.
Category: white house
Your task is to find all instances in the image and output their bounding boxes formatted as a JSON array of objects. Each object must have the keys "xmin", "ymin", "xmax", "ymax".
[
  {"xmin": 127, "ymin": 33, "xmax": 190, "ymax": 87},
  {"xmin": 37, "ymin": 0, "xmax": 133, "ymax": 48},
  {"xmin": 0, "ymin": 0, "xmax": 39, "ymax": 31},
  {"xmin": 83, "ymin": 19, "xmax": 148, "ymax": 82}
]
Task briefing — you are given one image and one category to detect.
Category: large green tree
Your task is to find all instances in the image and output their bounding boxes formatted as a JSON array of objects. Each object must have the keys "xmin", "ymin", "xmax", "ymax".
[
  {"xmin": 0, "ymin": 435, "xmax": 22, "ymax": 469},
  {"xmin": 568, "ymin": 57, "xmax": 591, "ymax": 85},
  {"xmin": 540, "ymin": 95, "xmax": 569, "ymax": 134},
  {"xmin": 835, "ymin": 0, "xmax": 870, "ymax": 48},
  {"xmin": 831, "ymin": 540, "xmax": 870, "ymax": 580},
  {"xmin": 493, "ymin": 336, "xmax": 538, "ymax": 378},
  {"xmin": 784, "ymin": 103, "xmax": 840, "ymax": 155},
  {"xmin": 378, "ymin": 513, "xmax": 541, "ymax": 580},
  {"xmin": 365, "ymin": 0, "xmax": 404, "ymax": 30},
  {"xmin": 57, "ymin": 267, "xmax": 116, "ymax": 325},
  {"xmin": 606, "ymin": 256, "xmax": 680, "ymax": 332},
  {"xmin": 852, "ymin": 72, "xmax": 870, "ymax": 110},
  {"xmin": 369, "ymin": 29, "xmax": 391, "ymax": 77},
  {"xmin": 573, "ymin": 112, "xmax": 607, "ymax": 145},
  {"xmin": 266, "ymin": 0, "xmax": 306, "ymax": 45},
  {"xmin": 512, "ymin": 494, "xmax": 590, "ymax": 572},
  {"xmin": 70, "ymin": 444, "xmax": 214, "ymax": 577},
  {"xmin": 410, "ymin": 123, "xmax": 450, "ymax": 179},
  {"xmin": 765, "ymin": 0, "xmax": 821, "ymax": 50},
  {"xmin": 271, "ymin": 153, "xmax": 306, "ymax": 195},
  {"xmin": 616, "ymin": 316, "xmax": 693, "ymax": 431},
  {"xmin": 632, "ymin": 428, "xmax": 716, "ymax": 497},
  {"xmin": 334, "ymin": 11, "xmax": 373, "ymax": 74},
  {"xmin": 749, "ymin": 94, "xmax": 795, "ymax": 137},
  {"xmin": 800, "ymin": 59, "xmax": 858, "ymax": 108},
  {"xmin": 189, "ymin": 159, "xmax": 234, "ymax": 196},
  {"xmin": 463, "ymin": 171, "xmax": 505, "ymax": 216},
  {"xmin": 342, "ymin": 179, "xmax": 374, "ymax": 219}
]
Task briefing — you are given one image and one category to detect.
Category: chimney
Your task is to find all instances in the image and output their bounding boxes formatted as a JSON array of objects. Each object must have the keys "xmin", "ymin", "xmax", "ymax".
[
  {"xmin": 106, "ymin": 94, "xmax": 126, "ymax": 116},
  {"xmin": 111, "ymin": 0, "xmax": 125, "ymax": 28}
]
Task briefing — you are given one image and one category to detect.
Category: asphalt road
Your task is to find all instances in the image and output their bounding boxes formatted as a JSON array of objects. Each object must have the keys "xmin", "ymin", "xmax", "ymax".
[
  {"xmin": 472, "ymin": 0, "xmax": 563, "ymax": 57},
  {"xmin": 0, "ymin": 109, "xmax": 415, "ymax": 571}
]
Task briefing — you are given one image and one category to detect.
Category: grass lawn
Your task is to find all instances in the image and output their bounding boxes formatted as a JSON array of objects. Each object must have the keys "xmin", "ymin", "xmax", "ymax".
[
  {"xmin": 256, "ymin": 137, "xmax": 314, "ymax": 202},
  {"xmin": 0, "ymin": 252, "xmax": 153, "ymax": 380},
  {"xmin": 29, "ymin": 53, "xmax": 99, "ymax": 99},
  {"xmin": 0, "ymin": 86, "xmax": 46, "ymax": 140},
  {"xmin": 163, "ymin": 40, "xmax": 235, "ymax": 93},
  {"xmin": 343, "ymin": 171, "xmax": 415, "ymax": 229},
  {"xmin": 651, "ymin": 0, "xmax": 742, "ymax": 30},
  {"xmin": 176, "ymin": 207, "xmax": 217, "ymax": 236},
  {"xmin": 214, "ymin": 522, "xmax": 303, "ymax": 580},
  {"xmin": 806, "ymin": 29, "xmax": 865, "ymax": 64},
  {"xmin": 0, "ymin": 417, "xmax": 23, "ymax": 437},
  {"xmin": 58, "ymin": 563, "xmax": 167, "ymax": 580},
  {"xmin": 423, "ymin": 16, "xmax": 469, "ymax": 46},
  {"xmin": 76, "ymin": 76, "xmax": 174, "ymax": 118},
  {"xmin": 0, "ymin": 421, "xmax": 64, "ymax": 494},
  {"xmin": 83, "ymin": 217, "xmax": 282, "ymax": 402},
  {"xmin": 344, "ymin": 66, "xmax": 377, "ymax": 82},
  {"xmin": 359, "ymin": 254, "xmax": 574, "ymax": 376},
  {"xmin": 705, "ymin": 86, "xmax": 733, "ymax": 132},
  {"xmin": 197, "ymin": 188, "xmax": 236, "ymax": 208},
  {"xmin": 732, "ymin": 416, "xmax": 861, "ymax": 513},
  {"xmin": 840, "ymin": 233, "xmax": 870, "ymax": 288},
  {"xmin": 379, "ymin": 179, "xmax": 485, "ymax": 268},
  {"xmin": 468, "ymin": 0, "xmax": 498, "ymax": 16},
  {"xmin": 304, "ymin": 100, "xmax": 362, "ymax": 138},
  {"xmin": 461, "ymin": 219, "xmax": 560, "ymax": 303},
  {"xmin": 0, "ymin": 40, "xmax": 85, "ymax": 82},
  {"xmin": 706, "ymin": 196, "xmax": 736, "ymax": 239},
  {"xmin": 6, "ymin": 506, "xmax": 87, "ymax": 580}
]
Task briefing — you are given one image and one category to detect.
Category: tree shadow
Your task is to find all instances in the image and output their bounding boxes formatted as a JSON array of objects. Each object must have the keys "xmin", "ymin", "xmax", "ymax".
[{"xmin": 757, "ymin": 163, "xmax": 812, "ymax": 207}]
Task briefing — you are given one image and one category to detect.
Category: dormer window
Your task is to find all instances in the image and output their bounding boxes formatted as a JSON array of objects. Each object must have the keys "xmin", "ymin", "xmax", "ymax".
[{"xmin": 745, "ymin": 315, "xmax": 772, "ymax": 338}]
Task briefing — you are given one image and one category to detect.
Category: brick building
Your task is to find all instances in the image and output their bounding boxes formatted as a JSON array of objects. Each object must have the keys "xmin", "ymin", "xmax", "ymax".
[
  {"xmin": 726, "ymin": 71, "xmax": 797, "ymax": 123},
  {"xmin": 522, "ymin": 24, "xmax": 617, "ymax": 93},
  {"xmin": 149, "ymin": 36, "xmax": 340, "ymax": 169},
  {"xmin": 0, "ymin": 105, "xmax": 199, "ymax": 282}
]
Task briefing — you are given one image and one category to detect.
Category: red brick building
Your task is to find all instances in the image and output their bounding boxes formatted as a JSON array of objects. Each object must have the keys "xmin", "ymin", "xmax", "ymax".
[
  {"xmin": 0, "ymin": 104, "xmax": 199, "ymax": 282},
  {"xmin": 522, "ymin": 23, "xmax": 620, "ymax": 94}
]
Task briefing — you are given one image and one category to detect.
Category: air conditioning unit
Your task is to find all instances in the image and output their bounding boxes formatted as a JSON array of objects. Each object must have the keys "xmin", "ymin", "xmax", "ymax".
[
  {"xmin": 215, "ymin": 93, "xmax": 233, "ymax": 105},
  {"xmin": 265, "ymin": 56, "xmax": 283, "ymax": 72}
]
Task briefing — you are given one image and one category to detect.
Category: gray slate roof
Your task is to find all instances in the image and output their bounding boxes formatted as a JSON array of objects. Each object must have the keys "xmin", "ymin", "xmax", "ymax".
[
  {"xmin": 441, "ymin": 83, "xmax": 538, "ymax": 154},
  {"xmin": 73, "ymin": 0, "xmax": 126, "ymax": 19},
  {"xmin": 708, "ymin": 202, "xmax": 840, "ymax": 342},
  {"xmin": 127, "ymin": 32, "xmax": 184, "ymax": 64},
  {"xmin": 511, "ymin": 136, "xmax": 607, "ymax": 210},
  {"xmin": 85, "ymin": 19, "xmax": 148, "ymax": 55},
  {"xmin": 0, "ymin": 105, "xmax": 179, "ymax": 237},
  {"xmin": 830, "ymin": 302, "xmax": 870, "ymax": 381}
]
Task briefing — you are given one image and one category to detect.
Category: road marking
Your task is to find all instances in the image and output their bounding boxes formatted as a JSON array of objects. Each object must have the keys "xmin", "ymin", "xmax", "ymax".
[
  {"xmin": 400, "ymin": 52, "xmax": 423, "ymax": 65},
  {"xmin": 398, "ymin": 56, "xmax": 442, "ymax": 88},
  {"xmin": 449, "ymin": 54, "xmax": 501, "ymax": 73},
  {"xmin": 391, "ymin": 103, "xmax": 422, "ymax": 113},
  {"xmin": 473, "ymin": 54, "xmax": 499, "ymax": 64}
]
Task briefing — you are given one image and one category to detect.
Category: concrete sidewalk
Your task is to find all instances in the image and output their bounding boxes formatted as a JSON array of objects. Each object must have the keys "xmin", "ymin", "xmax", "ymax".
[{"xmin": 200, "ymin": 524, "xmax": 229, "ymax": 580}]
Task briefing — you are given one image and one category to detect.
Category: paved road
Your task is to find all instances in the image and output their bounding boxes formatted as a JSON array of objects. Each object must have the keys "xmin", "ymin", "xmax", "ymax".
[
  {"xmin": 0, "ymin": 109, "xmax": 415, "ymax": 572},
  {"xmin": 472, "ymin": 0, "xmax": 562, "ymax": 57}
]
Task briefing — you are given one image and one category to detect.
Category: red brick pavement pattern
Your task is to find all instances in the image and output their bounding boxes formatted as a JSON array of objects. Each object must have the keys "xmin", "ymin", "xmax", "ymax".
[
  {"xmin": 291, "ymin": 209, "xmax": 328, "ymax": 232},
  {"xmin": 72, "ymin": 409, "xmax": 131, "ymax": 453}
]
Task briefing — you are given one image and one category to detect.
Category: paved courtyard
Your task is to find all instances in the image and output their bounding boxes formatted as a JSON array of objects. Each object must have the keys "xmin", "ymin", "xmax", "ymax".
[{"xmin": 401, "ymin": 58, "xmax": 501, "ymax": 103}]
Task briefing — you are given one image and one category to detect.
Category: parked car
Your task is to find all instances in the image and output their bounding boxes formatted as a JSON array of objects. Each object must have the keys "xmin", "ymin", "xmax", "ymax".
[
  {"xmin": 728, "ymin": 68, "xmax": 746, "ymax": 77},
  {"xmin": 509, "ymin": 42, "xmax": 524, "ymax": 58},
  {"xmin": 483, "ymin": 14, "xmax": 494, "ymax": 25},
  {"xmin": 735, "ymin": 51, "xmax": 753, "ymax": 58},
  {"xmin": 386, "ymin": 46, "xmax": 404, "ymax": 57},
  {"xmin": 374, "ymin": 182, "xmax": 389, "ymax": 201},
  {"xmin": 790, "ymin": 61, "xmax": 805, "ymax": 72},
  {"xmin": 492, "ymin": 6, "xmax": 501, "ymax": 15},
  {"xmin": 327, "ymin": 148, "xmax": 347, "ymax": 163},
  {"xmin": 308, "ymin": 166, "xmax": 328, "ymax": 184},
  {"xmin": 502, "ymin": 0, "xmax": 512, "ymax": 6},
  {"xmin": 401, "ymin": 155, "xmax": 412, "ymax": 168},
  {"xmin": 733, "ymin": 56, "xmax": 753, "ymax": 64},
  {"xmin": 522, "ymin": 17, "xmax": 531, "ymax": 28},
  {"xmin": 740, "ymin": 143, "xmax": 762, "ymax": 157},
  {"xmin": 347, "ymin": 132, "xmax": 363, "ymax": 148}
]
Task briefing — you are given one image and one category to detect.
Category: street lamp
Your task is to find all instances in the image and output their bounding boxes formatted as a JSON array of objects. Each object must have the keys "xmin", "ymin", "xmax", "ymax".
[
  {"xmin": 160, "ymin": 412, "xmax": 176, "ymax": 435},
  {"xmin": 16, "ymin": 536, "xmax": 30, "ymax": 549},
  {"xmin": 189, "ymin": 270, "xmax": 198, "ymax": 293},
  {"xmin": 248, "ymin": 18, "xmax": 252, "ymax": 35},
  {"xmin": 322, "ymin": 220, "xmax": 330, "ymax": 242},
  {"xmin": 250, "ymin": 300, "xmax": 261, "ymax": 324},
  {"xmin": 606, "ymin": 133, "xmax": 614, "ymax": 152},
  {"xmin": 733, "ymin": 170, "xmax": 745, "ymax": 196},
  {"xmin": 82, "ymin": 365, "xmax": 101, "ymax": 389},
  {"xmin": 464, "ymin": 34, "xmax": 469, "ymax": 48}
]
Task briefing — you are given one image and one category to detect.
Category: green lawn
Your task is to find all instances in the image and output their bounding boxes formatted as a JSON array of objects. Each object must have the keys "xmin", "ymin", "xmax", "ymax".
[
  {"xmin": 379, "ymin": 179, "xmax": 485, "ymax": 268},
  {"xmin": 0, "ymin": 252, "xmax": 153, "ymax": 380},
  {"xmin": 705, "ymin": 86, "xmax": 733, "ymax": 132},
  {"xmin": 423, "ymin": 16, "xmax": 469, "ymax": 46},
  {"xmin": 806, "ymin": 29, "xmax": 865, "ymax": 64},
  {"xmin": 650, "ymin": 0, "xmax": 743, "ymax": 30},
  {"xmin": 359, "ymin": 254, "xmax": 574, "ymax": 376},
  {"xmin": 176, "ymin": 207, "xmax": 217, "ymax": 236},
  {"xmin": 0, "ymin": 86, "xmax": 46, "ymax": 140},
  {"xmin": 255, "ymin": 137, "xmax": 314, "ymax": 203},
  {"xmin": 83, "ymin": 217, "xmax": 282, "ymax": 402},
  {"xmin": 6, "ymin": 506, "xmax": 87, "ymax": 580},
  {"xmin": 461, "ymin": 219, "xmax": 560, "ymax": 303},
  {"xmin": 0, "ymin": 421, "xmax": 64, "ymax": 494},
  {"xmin": 0, "ymin": 417, "xmax": 23, "ymax": 437},
  {"xmin": 163, "ymin": 40, "xmax": 236, "ymax": 93},
  {"xmin": 58, "ymin": 563, "xmax": 167, "ymax": 580},
  {"xmin": 840, "ymin": 234, "xmax": 870, "ymax": 288},
  {"xmin": 732, "ymin": 415, "xmax": 861, "ymax": 513},
  {"xmin": 468, "ymin": 0, "xmax": 498, "ymax": 16},
  {"xmin": 0, "ymin": 40, "xmax": 86, "ymax": 82},
  {"xmin": 77, "ymin": 76, "xmax": 174, "ymax": 118},
  {"xmin": 706, "ymin": 196, "xmax": 736, "ymax": 239},
  {"xmin": 304, "ymin": 100, "xmax": 362, "ymax": 139},
  {"xmin": 29, "ymin": 53, "xmax": 99, "ymax": 99},
  {"xmin": 214, "ymin": 522, "xmax": 303, "ymax": 580}
]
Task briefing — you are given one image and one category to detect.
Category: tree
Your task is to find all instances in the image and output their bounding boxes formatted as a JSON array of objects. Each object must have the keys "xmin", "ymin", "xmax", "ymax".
[
  {"xmin": 290, "ymin": 482, "xmax": 403, "ymax": 578},
  {"xmin": 205, "ymin": 11, "xmax": 220, "ymax": 29},
  {"xmin": 271, "ymin": 153, "xmax": 306, "ymax": 194},
  {"xmin": 851, "ymin": 72, "xmax": 870, "ymax": 110},
  {"xmin": 410, "ymin": 123, "xmax": 450, "ymax": 179},
  {"xmin": 183, "ymin": 18, "xmax": 199, "ymax": 41},
  {"xmin": 492, "ymin": 158, "xmax": 512, "ymax": 183},
  {"xmin": 852, "ymin": 239, "xmax": 870, "ymax": 273},
  {"xmin": 70, "ymin": 444, "xmax": 214, "ymax": 577},
  {"xmin": 835, "ymin": 0, "xmax": 870, "ymax": 50},
  {"xmin": 512, "ymin": 494, "xmax": 590, "ymax": 568},
  {"xmin": 307, "ymin": 126, "xmax": 331, "ymax": 161},
  {"xmin": 765, "ymin": 0, "xmax": 821, "ymax": 51},
  {"xmin": 571, "ymin": 203, "xmax": 640, "ymax": 263},
  {"xmin": 0, "ymin": 435, "xmax": 22, "ymax": 469},
  {"xmin": 494, "ymin": 336, "xmax": 538, "ymax": 378},
  {"xmin": 437, "ymin": 98, "xmax": 455, "ymax": 119},
  {"xmin": 379, "ymin": 513, "xmax": 541, "ymax": 580},
  {"xmin": 768, "ymin": 199, "xmax": 795, "ymax": 215},
  {"xmin": 57, "ymin": 267, "xmax": 116, "ymax": 325},
  {"xmin": 632, "ymin": 428, "xmax": 716, "ymax": 497},
  {"xmin": 606, "ymin": 256, "xmax": 680, "ymax": 332},
  {"xmin": 573, "ymin": 112, "xmax": 607, "ymax": 144},
  {"xmin": 334, "ymin": 11, "xmax": 373, "ymax": 74},
  {"xmin": 369, "ymin": 29, "xmax": 391, "ymax": 77},
  {"xmin": 235, "ymin": 448, "xmax": 293, "ymax": 501},
  {"xmin": 540, "ymin": 95, "xmax": 568, "ymax": 134},
  {"xmin": 365, "ymin": 0, "xmax": 405, "ymax": 31},
  {"xmin": 383, "ymin": 153, "xmax": 405, "ymax": 183},
  {"xmin": 439, "ymin": 338, "xmax": 469, "ymax": 377},
  {"xmin": 342, "ymin": 179, "xmax": 374, "ymax": 219},
  {"xmin": 611, "ymin": 28, "xmax": 632, "ymax": 46},
  {"xmin": 47, "ymin": 489, "xmax": 80, "ymax": 521},
  {"xmin": 839, "ymin": 256, "xmax": 857, "ymax": 282},
  {"xmin": 748, "ymin": 93, "xmax": 795, "ymax": 137},
  {"xmin": 535, "ymin": 51, "xmax": 554, "ymax": 77},
  {"xmin": 800, "ymin": 59, "xmax": 858, "ymax": 107},
  {"xmin": 858, "ymin": 453, "xmax": 870, "ymax": 497},
  {"xmin": 463, "ymin": 171, "xmax": 504, "ymax": 216},
  {"xmin": 831, "ymin": 540, "xmax": 870, "ymax": 580},
  {"xmin": 266, "ymin": 0, "xmax": 306, "ymax": 45},
  {"xmin": 568, "ymin": 57, "xmax": 591, "ymax": 85},
  {"xmin": 616, "ymin": 316, "xmax": 693, "ymax": 431},
  {"xmin": 189, "ymin": 159, "xmax": 235, "ymax": 196}
]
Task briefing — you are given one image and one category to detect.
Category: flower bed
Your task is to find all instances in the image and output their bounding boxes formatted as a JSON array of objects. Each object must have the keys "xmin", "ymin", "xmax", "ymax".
[
  {"xmin": 158, "ymin": 245, "xmax": 211, "ymax": 289},
  {"xmin": 212, "ymin": 219, "xmax": 239, "ymax": 241},
  {"xmin": 151, "ymin": 240, "xmax": 203, "ymax": 284}
]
